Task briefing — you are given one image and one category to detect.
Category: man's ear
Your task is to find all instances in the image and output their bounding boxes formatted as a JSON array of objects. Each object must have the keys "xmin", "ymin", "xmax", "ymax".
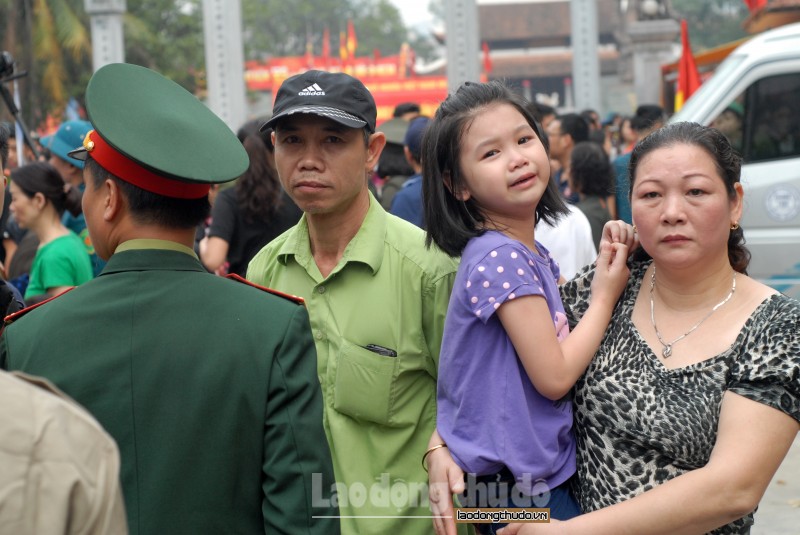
[{"xmin": 365, "ymin": 131, "xmax": 387, "ymax": 171}]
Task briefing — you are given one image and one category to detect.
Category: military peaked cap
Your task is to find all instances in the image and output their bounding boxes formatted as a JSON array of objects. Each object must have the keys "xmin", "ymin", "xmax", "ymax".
[{"xmin": 69, "ymin": 63, "xmax": 248, "ymax": 199}]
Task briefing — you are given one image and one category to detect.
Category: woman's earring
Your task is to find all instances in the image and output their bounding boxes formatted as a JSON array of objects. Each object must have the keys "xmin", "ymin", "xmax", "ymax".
[
  {"xmin": 730, "ymin": 222, "xmax": 740, "ymax": 230},
  {"xmin": 632, "ymin": 224, "xmax": 637, "ymax": 233}
]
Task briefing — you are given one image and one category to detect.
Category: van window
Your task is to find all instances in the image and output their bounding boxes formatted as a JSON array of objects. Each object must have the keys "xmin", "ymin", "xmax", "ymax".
[{"xmin": 742, "ymin": 73, "xmax": 800, "ymax": 162}]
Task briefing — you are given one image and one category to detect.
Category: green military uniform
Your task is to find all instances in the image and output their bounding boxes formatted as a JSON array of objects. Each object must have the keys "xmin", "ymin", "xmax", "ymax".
[{"xmin": 0, "ymin": 63, "xmax": 338, "ymax": 535}]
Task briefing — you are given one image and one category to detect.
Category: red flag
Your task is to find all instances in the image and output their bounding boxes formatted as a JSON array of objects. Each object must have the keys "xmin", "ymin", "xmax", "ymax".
[
  {"xmin": 322, "ymin": 28, "xmax": 330, "ymax": 61},
  {"xmin": 347, "ymin": 20, "xmax": 358, "ymax": 57},
  {"xmin": 339, "ymin": 30, "xmax": 348, "ymax": 62},
  {"xmin": 482, "ymin": 42, "xmax": 492, "ymax": 74},
  {"xmin": 674, "ymin": 19, "xmax": 701, "ymax": 112},
  {"xmin": 743, "ymin": 0, "xmax": 767, "ymax": 13}
]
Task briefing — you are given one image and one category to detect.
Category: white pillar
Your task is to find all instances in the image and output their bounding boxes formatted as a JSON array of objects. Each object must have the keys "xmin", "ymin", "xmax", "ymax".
[
  {"xmin": 84, "ymin": 0, "xmax": 126, "ymax": 71},
  {"xmin": 444, "ymin": 0, "xmax": 480, "ymax": 92},
  {"xmin": 202, "ymin": 0, "xmax": 247, "ymax": 131},
  {"xmin": 570, "ymin": 0, "xmax": 602, "ymax": 113}
]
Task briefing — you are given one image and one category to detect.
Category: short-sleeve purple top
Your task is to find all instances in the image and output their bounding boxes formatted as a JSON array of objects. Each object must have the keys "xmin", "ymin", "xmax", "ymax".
[{"xmin": 437, "ymin": 231, "xmax": 576, "ymax": 494}]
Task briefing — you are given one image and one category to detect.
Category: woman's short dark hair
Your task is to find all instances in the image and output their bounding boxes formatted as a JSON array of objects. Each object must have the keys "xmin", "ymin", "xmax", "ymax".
[
  {"xmin": 628, "ymin": 121, "xmax": 750, "ymax": 274},
  {"xmin": 423, "ymin": 80, "xmax": 567, "ymax": 257},
  {"xmin": 86, "ymin": 158, "xmax": 210, "ymax": 229},
  {"xmin": 11, "ymin": 161, "xmax": 82, "ymax": 217},
  {"xmin": 570, "ymin": 141, "xmax": 613, "ymax": 197}
]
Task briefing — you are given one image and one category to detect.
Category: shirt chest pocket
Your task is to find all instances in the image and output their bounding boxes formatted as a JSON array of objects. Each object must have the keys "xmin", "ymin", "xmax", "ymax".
[{"xmin": 333, "ymin": 339, "xmax": 398, "ymax": 425}]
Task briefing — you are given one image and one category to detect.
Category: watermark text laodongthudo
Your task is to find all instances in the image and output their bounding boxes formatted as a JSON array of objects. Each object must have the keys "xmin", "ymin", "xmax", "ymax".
[{"xmin": 455, "ymin": 508, "xmax": 550, "ymax": 524}]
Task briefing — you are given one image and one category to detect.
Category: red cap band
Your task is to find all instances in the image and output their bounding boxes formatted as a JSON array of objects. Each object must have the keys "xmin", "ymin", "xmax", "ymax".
[{"xmin": 83, "ymin": 130, "xmax": 211, "ymax": 199}]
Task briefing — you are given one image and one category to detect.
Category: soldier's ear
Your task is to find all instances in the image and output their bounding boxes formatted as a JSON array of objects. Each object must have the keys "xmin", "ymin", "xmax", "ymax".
[{"xmin": 103, "ymin": 178, "xmax": 122, "ymax": 222}]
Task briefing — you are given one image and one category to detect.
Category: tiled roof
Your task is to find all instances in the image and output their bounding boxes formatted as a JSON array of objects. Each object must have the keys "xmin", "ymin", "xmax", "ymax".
[
  {"xmin": 479, "ymin": 0, "xmax": 622, "ymax": 42},
  {"xmin": 489, "ymin": 48, "xmax": 620, "ymax": 77}
]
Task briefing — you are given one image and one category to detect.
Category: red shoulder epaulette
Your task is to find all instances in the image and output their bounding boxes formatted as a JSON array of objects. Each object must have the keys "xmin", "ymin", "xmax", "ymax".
[
  {"xmin": 225, "ymin": 274, "xmax": 305, "ymax": 305},
  {"xmin": 4, "ymin": 287, "xmax": 77, "ymax": 327}
]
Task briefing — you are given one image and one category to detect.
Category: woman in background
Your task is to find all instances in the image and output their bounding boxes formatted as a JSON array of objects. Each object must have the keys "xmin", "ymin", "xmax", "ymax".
[
  {"xmin": 200, "ymin": 120, "xmax": 301, "ymax": 277},
  {"xmin": 9, "ymin": 162, "xmax": 92, "ymax": 303}
]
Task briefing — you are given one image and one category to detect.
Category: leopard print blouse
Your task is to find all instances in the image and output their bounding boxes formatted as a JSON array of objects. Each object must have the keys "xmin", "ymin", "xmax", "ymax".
[{"xmin": 561, "ymin": 260, "xmax": 800, "ymax": 534}]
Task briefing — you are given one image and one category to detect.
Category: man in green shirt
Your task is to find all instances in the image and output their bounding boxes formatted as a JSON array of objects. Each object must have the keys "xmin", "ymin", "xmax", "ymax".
[{"xmin": 248, "ymin": 70, "xmax": 460, "ymax": 534}]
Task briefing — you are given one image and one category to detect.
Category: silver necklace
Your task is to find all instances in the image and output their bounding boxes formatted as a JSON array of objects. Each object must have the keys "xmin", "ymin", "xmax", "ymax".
[{"xmin": 649, "ymin": 266, "xmax": 736, "ymax": 358}]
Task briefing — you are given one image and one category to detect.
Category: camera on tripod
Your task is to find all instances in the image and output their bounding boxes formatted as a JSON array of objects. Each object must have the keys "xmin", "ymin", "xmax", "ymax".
[{"xmin": 0, "ymin": 51, "xmax": 14, "ymax": 79}]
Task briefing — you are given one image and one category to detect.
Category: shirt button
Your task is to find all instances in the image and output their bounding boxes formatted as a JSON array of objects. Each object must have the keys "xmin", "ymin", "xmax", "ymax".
[
  {"xmin": 317, "ymin": 286, "xmax": 326, "ymax": 294},
  {"xmin": 315, "ymin": 331, "xmax": 324, "ymax": 341}
]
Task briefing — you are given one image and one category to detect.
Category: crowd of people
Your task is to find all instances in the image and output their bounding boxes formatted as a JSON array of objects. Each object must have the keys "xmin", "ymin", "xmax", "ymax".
[{"xmin": 0, "ymin": 63, "xmax": 797, "ymax": 535}]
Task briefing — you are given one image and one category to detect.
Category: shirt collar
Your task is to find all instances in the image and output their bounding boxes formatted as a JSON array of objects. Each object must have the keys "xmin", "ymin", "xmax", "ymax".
[
  {"xmin": 115, "ymin": 238, "xmax": 198, "ymax": 259},
  {"xmin": 277, "ymin": 192, "xmax": 386, "ymax": 276}
]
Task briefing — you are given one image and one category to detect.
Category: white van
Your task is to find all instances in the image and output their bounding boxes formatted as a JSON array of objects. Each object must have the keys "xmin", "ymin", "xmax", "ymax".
[{"xmin": 672, "ymin": 22, "xmax": 800, "ymax": 298}]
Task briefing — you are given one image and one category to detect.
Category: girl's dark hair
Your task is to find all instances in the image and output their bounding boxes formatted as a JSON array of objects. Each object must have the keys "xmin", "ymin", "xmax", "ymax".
[
  {"xmin": 86, "ymin": 158, "xmax": 210, "ymax": 229},
  {"xmin": 628, "ymin": 121, "xmax": 750, "ymax": 274},
  {"xmin": 11, "ymin": 161, "xmax": 82, "ymax": 217},
  {"xmin": 423, "ymin": 80, "xmax": 567, "ymax": 257},
  {"xmin": 570, "ymin": 141, "xmax": 613, "ymax": 197},
  {"xmin": 236, "ymin": 132, "xmax": 283, "ymax": 224}
]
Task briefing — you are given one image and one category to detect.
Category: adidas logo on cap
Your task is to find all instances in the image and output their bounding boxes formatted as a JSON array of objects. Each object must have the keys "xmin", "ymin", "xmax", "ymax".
[{"xmin": 299, "ymin": 83, "xmax": 325, "ymax": 96}]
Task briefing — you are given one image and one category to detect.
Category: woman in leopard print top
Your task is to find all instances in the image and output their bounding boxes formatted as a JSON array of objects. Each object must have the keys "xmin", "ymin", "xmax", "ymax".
[{"xmin": 428, "ymin": 123, "xmax": 799, "ymax": 535}]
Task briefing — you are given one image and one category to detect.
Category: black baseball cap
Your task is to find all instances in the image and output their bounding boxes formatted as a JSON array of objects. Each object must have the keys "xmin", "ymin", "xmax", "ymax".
[{"xmin": 261, "ymin": 70, "xmax": 377, "ymax": 133}]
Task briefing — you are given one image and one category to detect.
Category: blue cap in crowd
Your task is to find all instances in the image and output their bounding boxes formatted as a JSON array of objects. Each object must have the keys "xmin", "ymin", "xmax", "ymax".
[
  {"xmin": 403, "ymin": 116, "xmax": 430, "ymax": 162},
  {"xmin": 41, "ymin": 120, "xmax": 92, "ymax": 169}
]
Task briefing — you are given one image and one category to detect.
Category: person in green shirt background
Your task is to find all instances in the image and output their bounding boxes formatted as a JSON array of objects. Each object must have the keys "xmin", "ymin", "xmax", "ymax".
[
  {"xmin": 8, "ymin": 161, "xmax": 92, "ymax": 303},
  {"xmin": 41, "ymin": 119, "xmax": 106, "ymax": 276},
  {"xmin": 248, "ymin": 70, "xmax": 465, "ymax": 535}
]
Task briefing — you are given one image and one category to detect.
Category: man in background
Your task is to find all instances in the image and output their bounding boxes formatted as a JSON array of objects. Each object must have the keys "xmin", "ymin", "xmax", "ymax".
[
  {"xmin": 390, "ymin": 115, "xmax": 431, "ymax": 229},
  {"xmin": 546, "ymin": 113, "xmax": 590, "ymax": 204},
  {"xmin": 0, "ymin": 124, "xmax": 24, "ymax": 311}
]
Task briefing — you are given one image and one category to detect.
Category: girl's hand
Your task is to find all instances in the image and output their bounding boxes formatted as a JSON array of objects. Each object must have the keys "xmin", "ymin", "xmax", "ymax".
[
  {"xmin": 590, "ymin": 241, "xmax": 630, "ymax": 309},
  {"xmin": 428, "ymin": 445, "xmax": 465, "ymax": 535},
  {"xmin": 600, "ymin": 220, "xmax": 638, "ymax": 253}
]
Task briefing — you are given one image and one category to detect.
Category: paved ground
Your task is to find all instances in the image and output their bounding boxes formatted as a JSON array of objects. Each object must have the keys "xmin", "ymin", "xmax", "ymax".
[{"xmin": 752, "ymin": 434, "xmax": 800, "ymax": 534}]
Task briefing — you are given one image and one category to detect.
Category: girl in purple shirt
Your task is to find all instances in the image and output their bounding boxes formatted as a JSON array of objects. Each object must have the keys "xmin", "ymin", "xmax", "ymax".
[{"xmin": 422, "ymin": 81, "xmax": 629, "ymax": 533}]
